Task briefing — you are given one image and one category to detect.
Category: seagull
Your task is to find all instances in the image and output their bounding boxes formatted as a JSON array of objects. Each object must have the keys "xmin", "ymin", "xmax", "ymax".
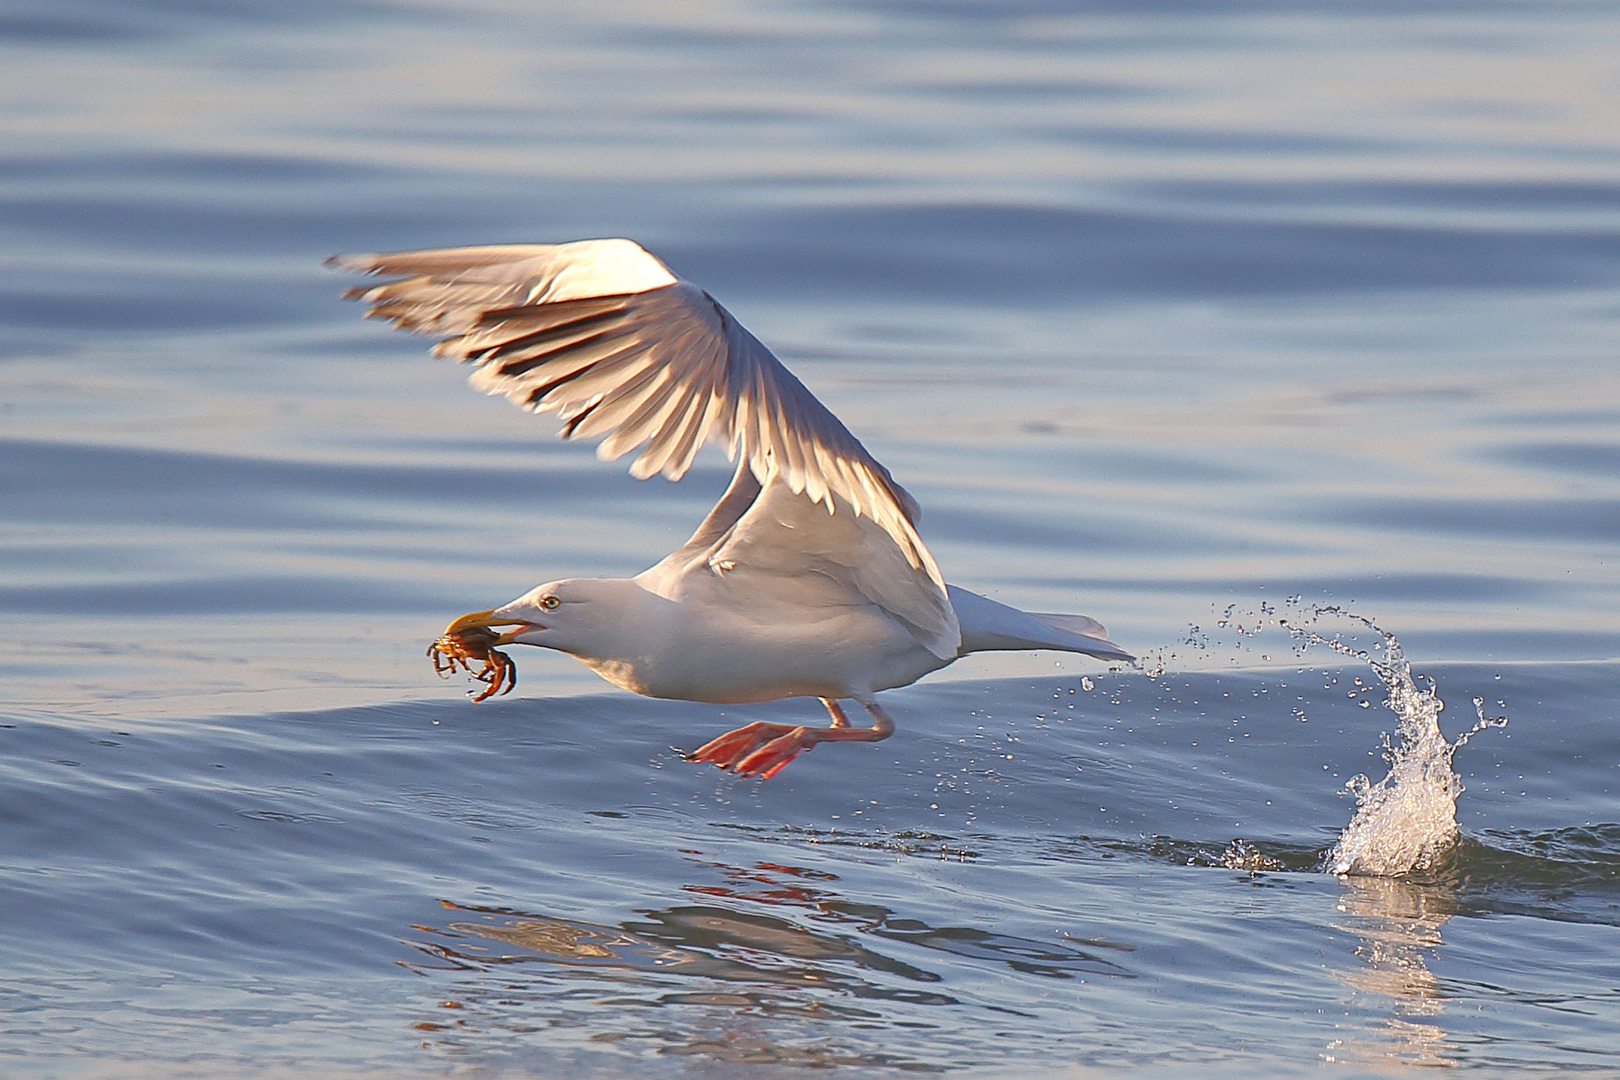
[{"xmin": 329, "ymin": 239, "xmax": 1132, "ymax": 779}]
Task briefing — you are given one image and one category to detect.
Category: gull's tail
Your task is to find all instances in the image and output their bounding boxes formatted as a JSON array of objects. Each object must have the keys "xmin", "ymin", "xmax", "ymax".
[{"xmin": 947, "ymin": 585, "xmax": 1134, "ymax": 663}]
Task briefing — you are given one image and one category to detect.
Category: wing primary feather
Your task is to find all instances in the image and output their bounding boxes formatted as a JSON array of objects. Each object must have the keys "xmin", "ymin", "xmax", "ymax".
[
  {"xmin": 489, "ymin": 327, "xmax": 613, "ymax": 373},
  {"xmin": 655, "ymin": 401, "xmax": 707, "ymax": 480},
  {"xmin": 516, "ymin": 340, "xmax": 655, "ymax": 401},
  {"xmin": 536, "ymin": 345, "xmax": 658, "ymax": 411},
  {"xmin": 617, "ymin": 376, "xmax": 705, "ymax": 476},
  {"xmin": 484, "ymin": 312, "xmax": 627, "ymax": 363},
  {"xmin": 567, "ymin": 364, "xmax": 671, "ymax": 442},
  {"xmin": 605, "ymin": 375, "xmax": 691, "ymax": 466},
  {"xmin": 560, "ymin": 397, "xmax": 603, "ymax": 437},
  {"xmin": 521, "ymin": 363, "xmax": 601, "ymax": 407},
  {"xmin": 772, "ymin": 388, "xmax": 810, "ymax": 497},
  {"xmin": 663, "ymin": 383, "xmax": 726, "ymax": 480},
  {"xmin": 475, "ymin": 293, "xmax": 632, "ymax": 329}
]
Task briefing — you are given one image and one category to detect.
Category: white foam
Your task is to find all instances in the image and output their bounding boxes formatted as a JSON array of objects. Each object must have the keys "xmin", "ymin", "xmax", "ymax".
[{"xmin": 1281, "ymin": 612, "xmax": 1509, "ymax": 877}]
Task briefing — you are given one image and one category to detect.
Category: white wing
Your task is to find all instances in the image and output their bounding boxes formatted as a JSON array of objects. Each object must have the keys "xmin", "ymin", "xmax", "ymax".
[
  {"xmin": 694, "ymin": 478, "xmax": 959, "ymax": 659},
  {"xmin": 329, "ymin": 238, "xmax": 959, "ymax": 653}
]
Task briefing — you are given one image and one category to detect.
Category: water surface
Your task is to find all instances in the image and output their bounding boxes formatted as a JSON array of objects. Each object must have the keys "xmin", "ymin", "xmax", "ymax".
[{"xmin": 2, "ymin": 1, "xmax": 1618, "ymax": 1076}]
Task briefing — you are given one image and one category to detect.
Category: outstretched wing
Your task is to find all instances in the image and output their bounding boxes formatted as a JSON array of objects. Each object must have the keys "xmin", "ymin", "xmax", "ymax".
[{"xmin": 329, "ymin": 238, "xmax": 959, "ymax": 653}]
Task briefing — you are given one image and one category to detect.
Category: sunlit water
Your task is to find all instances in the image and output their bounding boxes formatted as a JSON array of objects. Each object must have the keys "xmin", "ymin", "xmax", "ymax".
[{"xmin": 3, "ymin": 2, "xmax": 1620, "ymax": 1077}]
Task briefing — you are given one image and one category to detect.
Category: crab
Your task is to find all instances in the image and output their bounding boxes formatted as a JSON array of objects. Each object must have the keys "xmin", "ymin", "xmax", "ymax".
[{"xmin": 427, "ymin": 624, "xmax": 517, "ymax": 702}]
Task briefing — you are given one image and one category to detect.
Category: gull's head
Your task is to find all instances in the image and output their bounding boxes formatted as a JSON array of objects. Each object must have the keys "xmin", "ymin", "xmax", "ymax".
[{"xmin": 444, "ymin": 579, "xmax": 634, "ymax": 656}]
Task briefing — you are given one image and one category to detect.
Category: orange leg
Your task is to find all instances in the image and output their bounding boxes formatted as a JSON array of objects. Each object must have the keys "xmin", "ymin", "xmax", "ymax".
[{"xmin": 686, "ymin": 699, "xmax": 894, "ymax": 780}]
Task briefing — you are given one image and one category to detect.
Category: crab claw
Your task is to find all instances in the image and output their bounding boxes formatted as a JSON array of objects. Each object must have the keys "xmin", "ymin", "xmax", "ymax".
[{"xmin": 426, "ymin": 611, "xmax": 529, "ymax": 701}]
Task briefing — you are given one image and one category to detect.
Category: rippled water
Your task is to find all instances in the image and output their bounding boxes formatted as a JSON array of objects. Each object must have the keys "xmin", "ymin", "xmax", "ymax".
[{"xmin": 3, "ymin": 2, "xmax": 1619, "ymax": 1076}]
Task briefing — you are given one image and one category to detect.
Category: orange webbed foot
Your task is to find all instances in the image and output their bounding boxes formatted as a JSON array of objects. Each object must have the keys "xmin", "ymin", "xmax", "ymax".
[
  {"xmin": 734, "ymin": 730, "xmax": 817, "ymax": 779},
  {"xmin": 685, "ymin": 722, "xmax": 805, "ymax": 774},
  {"xmin": 685, "ymin": 700, "xmax": 894, "ymax": 780}
]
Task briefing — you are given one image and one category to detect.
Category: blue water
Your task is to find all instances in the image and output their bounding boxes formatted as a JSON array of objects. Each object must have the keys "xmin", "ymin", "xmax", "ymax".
[{"xmin": 3, "ymin": 2, "xmax": 1619, "ymax": 1076}]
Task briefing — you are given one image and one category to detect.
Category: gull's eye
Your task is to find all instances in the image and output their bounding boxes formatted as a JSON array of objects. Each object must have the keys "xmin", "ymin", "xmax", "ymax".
[{"xmin": 540, "ymin": 595, "xmax": 561, "ymax": 610}]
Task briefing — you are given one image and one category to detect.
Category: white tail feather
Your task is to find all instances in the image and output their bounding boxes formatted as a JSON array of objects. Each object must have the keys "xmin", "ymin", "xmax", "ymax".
[{"xmin": 948, "ymin": 586, "xmax": 1133, "ymax": 662}]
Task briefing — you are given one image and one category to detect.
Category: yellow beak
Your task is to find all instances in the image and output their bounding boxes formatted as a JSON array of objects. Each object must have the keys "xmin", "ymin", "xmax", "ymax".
[{"xmin": 443, "ymin": 609, "xmax": 533, "ymax": 643}]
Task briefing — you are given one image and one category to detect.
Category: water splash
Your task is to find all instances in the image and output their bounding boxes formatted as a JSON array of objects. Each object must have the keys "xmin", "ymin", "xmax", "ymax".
[
  {"xmin": 1161, "ymin": 601, "xmax": 1512, "ymax": 877},
  {"xmin": 1278, "ymin": 609, "xmax": 1508, "ymax": 877}
]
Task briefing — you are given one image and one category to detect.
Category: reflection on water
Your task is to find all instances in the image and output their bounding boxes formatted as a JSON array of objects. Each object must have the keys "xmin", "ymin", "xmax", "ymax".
[
  {"xmin": 1326, "ymin": 876, "xmax": 1458, "ymax": 1070},
  {"xmin": 401, "ymin": 856, "xmax": 1134, "ymax": 1068},
  {"xmin": 419, "ymin": 900, "xmax": 957, "ymax": 1001},
  {"xmin": 404, "ymin": 903, "xmax": 928, "ymax": 1068},
  {"xmin": 680, "ymin": 852, "xmax": 1134, "ymax": 980}
]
